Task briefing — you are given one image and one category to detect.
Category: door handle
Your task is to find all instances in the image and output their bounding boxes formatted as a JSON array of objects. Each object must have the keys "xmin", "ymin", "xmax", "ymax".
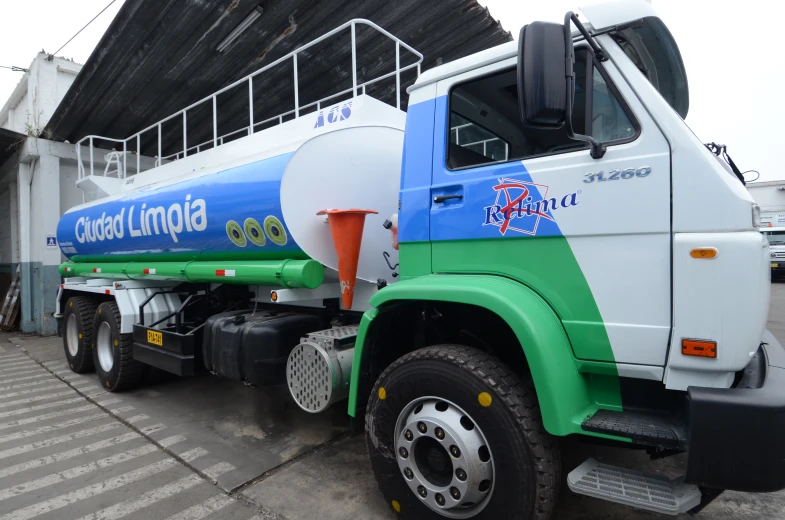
[{"xmin": 433, "ymin": 194, "xmax": 463, "ymax": 203}]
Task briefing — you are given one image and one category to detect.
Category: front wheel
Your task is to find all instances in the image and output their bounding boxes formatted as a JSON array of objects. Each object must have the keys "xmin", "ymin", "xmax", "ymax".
[
  {"xmin": 365, "ymin": 345, "xmax": 560, "ymax": 519},
  {"xmin": 92, "ymin": 301, "xmax": 148, "ymax": 392}
]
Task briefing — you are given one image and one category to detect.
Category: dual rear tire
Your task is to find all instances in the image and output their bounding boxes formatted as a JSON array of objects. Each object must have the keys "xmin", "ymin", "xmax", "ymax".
[{"xmin": 62, "ymin": 297, "xmax": 147, "ymax": 391}]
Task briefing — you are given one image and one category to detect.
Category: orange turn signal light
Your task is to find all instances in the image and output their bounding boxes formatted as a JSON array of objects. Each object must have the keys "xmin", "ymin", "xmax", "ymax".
[
  {"xmin": 270, "ymin": 291, "xmax": 278, "ymax": 302},
  {"xmin": 690, "ymin": 248, "xmax": 717, "ymax": 259},
  {"xmin": 682, "ymin": 339, "xmax": 717, "ymax": 358}
]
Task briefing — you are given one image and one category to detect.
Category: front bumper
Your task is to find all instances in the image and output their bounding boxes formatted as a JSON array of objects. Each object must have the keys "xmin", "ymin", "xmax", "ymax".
[{"xmin": 686, "ymin": 330, "xmax": 785, "ymax": 492}]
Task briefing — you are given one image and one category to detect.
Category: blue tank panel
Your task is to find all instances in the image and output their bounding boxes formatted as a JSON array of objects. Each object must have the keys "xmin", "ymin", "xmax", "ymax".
[{"xmin": 57, "ymin": 152, "xmax": 304, "ymax": 262}]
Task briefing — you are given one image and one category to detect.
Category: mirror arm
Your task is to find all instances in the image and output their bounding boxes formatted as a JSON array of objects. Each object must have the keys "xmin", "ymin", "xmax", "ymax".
[
  {"xmin": 563, "ymin": 12, "xmax": 607, "ymax": 159},
  {"xmin": 565, "ymin": 12, "xmax": 607, "ymax": 62}
]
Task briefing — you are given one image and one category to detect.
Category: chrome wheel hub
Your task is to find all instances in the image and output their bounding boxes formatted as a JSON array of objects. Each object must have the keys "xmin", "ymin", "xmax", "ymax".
[
  {"xmin": 395, "ymin": 398, "xmax": 494, "ymax": 518},
  {"xmin": 66, "ymin": 314, "xmax": 79, "ymax": 357},
  {"xmin": 96, "ymin": 322, "xmax": 114, "ymax": 372}
]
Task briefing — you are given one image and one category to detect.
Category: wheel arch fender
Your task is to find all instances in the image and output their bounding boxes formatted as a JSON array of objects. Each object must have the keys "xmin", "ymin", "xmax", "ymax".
[{"xmin": 348, "ymin": 274, "xmax": 595, "ymax": 436}]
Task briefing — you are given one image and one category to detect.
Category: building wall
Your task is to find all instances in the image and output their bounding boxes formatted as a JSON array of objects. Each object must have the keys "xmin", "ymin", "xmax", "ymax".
[
  {"xmin": 0, "ymin": 189, "xmax": 11, "ymax": 265},
  {"xmin": 748, "ymin": 181, "xmax": 785, "ymax": 214},
  {"xmin": 0, "ymin": 54, "xmax": 81, "ymax": 136}
]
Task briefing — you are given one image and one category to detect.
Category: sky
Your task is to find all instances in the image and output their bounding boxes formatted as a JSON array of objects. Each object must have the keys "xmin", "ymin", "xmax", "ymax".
[{"xmin": 0, "ymin": 0, "xmax": 779, "ymax": 181}]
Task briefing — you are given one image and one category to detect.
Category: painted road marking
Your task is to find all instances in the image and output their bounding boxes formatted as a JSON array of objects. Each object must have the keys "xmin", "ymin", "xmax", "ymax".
[
  {"xmin": 203, "ymin": 462, "xmax": 236, "ymax": 480},
  {"xmin": 0, "ymin": 377, "xmax": 60, "ymax": 393},
  {"xmin": 160, "ymin": 435, "xmax": 187, "ymax": 448},
  {"xmin": 0, "ymin": 368, "xmax": 39, "ymax": 379},
  {"xmin": 108, "ymin": 405, "xmax": 135, "ymax": 415},
  {"xmin": 0, "ymin": 390, "xmax": 75, "ymax": 409},
  {"xmin": 0, "ymin": 383, "xmax": 65, "ymax": 400},
  {"xmin": 0, "ymin": 442, "xmax": 166, "ymax": 502},
  {"xmin": 0, "ymin": 457, "xmax": 181, "ymax": 520},
  {"xmin": 140, "ymin": 423, "xmax": 166, "ymax": 435},
  {"xmin": 0, "ymin": 399, "xmax": 120, "ymax": 430},
  {"xmin": 0, "ymin": 360, "xmax": 38, "ymax": 371},
  {"xmin": 180, "ymin": 447, "xmax": 209, "ymax": 463},
  {"xmin": 0, "ymin": 412, "xmax": 106, "ymax": 445},
  {"xmin": 0, "ymin": 431, "xmax": 140, "ymax": 479},
  {"xmin": 165, "ymin": 495, "xmax": 235, "ymax": 520},
  {"xmin": 0, "ymin": 354, "xmax": 26, "ymax": 361},
  {"xmin": 0, "ymin": 397, "xmax": 84, "ymax": 419},
  {"xmin": 0, "ymin": 373, "xmax": 50, "ymax": 386},
  {"xmin": 124, "ymin": 414, "xmax": 149, "ymax": 424},
  {"xmin": 74, "ymin": 460, "xmax": 233, "ymax": 520},
  {"xmin": 0, "ymin": 422, "xmax": 121, "ymax": 461}
]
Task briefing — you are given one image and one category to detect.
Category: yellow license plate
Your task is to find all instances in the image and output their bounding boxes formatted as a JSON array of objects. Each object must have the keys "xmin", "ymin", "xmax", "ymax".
[
  {"xmin": 147, "ymin": 330, "xmax": 163, "ymax": 346},
  {"xmin": 773, "ymin": 263, "xmax": 779, "ymax": 268}
]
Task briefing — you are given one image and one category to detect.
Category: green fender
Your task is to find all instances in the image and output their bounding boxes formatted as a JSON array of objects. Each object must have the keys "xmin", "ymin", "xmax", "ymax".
[{"xmin": 347, "ymin": 274, "xmax": 623, "ymax": 438}]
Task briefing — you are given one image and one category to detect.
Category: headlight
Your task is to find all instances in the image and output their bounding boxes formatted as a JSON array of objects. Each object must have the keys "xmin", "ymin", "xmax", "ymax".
[{"xmin": 752, "ymin": 204, "xmax": 761, "ymax": 229}]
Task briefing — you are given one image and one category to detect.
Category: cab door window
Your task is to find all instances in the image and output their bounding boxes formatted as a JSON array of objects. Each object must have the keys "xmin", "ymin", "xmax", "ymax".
[{"xmin": 447, "ymin": 49, "xmax": 639, "ymax": 170}]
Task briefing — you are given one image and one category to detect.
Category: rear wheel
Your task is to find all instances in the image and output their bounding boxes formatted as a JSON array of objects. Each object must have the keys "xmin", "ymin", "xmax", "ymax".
[
  {"xmin": 92, "ymin": 301, "xmax": 148, "ymax": 392},
  {"xmin": 365, "ymin": 345, "xmax": 560, "ymax": 519},
  {"xmin": 62, "ymin": 296, "xmax": 99, "ymax": 373}
]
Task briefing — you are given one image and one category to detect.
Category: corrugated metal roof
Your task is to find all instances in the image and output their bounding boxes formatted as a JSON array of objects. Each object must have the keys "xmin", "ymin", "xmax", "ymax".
[
  {"xmin": 44, "ymin": 0, "xmax": 511, "ymax": 158},
  {"xmin": 0, "ymin": 128, "xmax": 24, "ymax": 166}
]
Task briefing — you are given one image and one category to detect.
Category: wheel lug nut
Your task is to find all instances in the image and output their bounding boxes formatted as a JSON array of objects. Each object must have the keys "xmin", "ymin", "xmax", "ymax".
[
  {"xmin": 404, "ymin": 467, "xmax": 414, "ymax": 480},
  {"xmin": 417, "ymin": 485, "xmax": 427, "ymax": 498},
  {"xmin": 435, "ymin": 493, "xmax": 445, "ymax": 506},
  {"xmin": 404, "ymin": 429, "xmax": 413, "ymax": 441},
  {"xmin": 450, "ymin": 487, "xmax": 461, "ymax": 500},
  {"xmin": 399, "ymin": 447, "xmax": 409, "ymax": 458},
  {"xmin": 435, "ymin": 427, "xmax": 445, "ymax": 440},
  {"xmin": 455, "ymin": 468, "xmax": 467, "ymax": 481},
  {"xmin": 449, "ymin": 445, "xmax": 461, "ymax": 458},
  {"xmin": 417, "ymin": 422, "xmax": 427, "ymax": 434}
]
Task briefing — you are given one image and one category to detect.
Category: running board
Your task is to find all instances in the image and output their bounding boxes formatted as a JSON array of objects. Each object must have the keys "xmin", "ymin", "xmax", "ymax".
[{"xmin": 567, "ymin": 459, "xmax": 701, "ymax": 515}]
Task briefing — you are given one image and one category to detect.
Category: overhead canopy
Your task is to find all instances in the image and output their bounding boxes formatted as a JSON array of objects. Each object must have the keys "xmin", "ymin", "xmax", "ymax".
[
  {"xmin": 0, "ymin": 128, "xmax": 24, "ymax": 166},
  {"xmin": 44, "ymin": 0, "xmax": 511, "ymax": 158}
]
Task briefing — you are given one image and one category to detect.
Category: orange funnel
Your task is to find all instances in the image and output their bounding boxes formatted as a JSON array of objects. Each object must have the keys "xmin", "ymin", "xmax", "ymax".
[{"xmin": 316, "ymin": 208, "xmax": 378, "ymax": 309}]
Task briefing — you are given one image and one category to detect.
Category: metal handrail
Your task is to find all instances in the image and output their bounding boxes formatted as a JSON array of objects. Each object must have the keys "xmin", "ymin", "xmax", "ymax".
[{"xmin": 76, "ymin": 18, "xmax": 423, "ymax": 180}]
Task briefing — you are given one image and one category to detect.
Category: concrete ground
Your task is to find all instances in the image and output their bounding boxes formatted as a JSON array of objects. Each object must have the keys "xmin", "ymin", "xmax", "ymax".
[{"xmin": 0, "ymin": 283, "xmax": 781, "ymax": 519}]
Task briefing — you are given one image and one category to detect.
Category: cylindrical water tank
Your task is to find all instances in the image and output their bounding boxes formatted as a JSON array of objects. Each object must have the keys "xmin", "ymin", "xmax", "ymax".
[{"xmin": 57, "ymin": 117, "xmax": 403, "ymax": 283}]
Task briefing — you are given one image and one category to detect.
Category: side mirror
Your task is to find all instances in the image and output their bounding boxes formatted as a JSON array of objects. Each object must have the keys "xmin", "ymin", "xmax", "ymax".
[
  {"xmin": 517, "ymin": 14, "xmax": 606, "ymax": 159},
  {"xmin": 517, "ymin": 21, "xmax": 569, "ymax": 128}
]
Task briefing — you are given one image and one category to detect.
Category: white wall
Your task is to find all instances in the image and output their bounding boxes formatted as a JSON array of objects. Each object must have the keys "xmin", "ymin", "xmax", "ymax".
[
  {"xmin": 748, "ymin": 180, "xmax": 785, "ymax": 214},
  {"xmin": 0, "ymin": 54, "xmax": 81, "ymax": 136},
  {"xmin": 0, "ymin": 189, "xmax": 10, "ymax": 264}
]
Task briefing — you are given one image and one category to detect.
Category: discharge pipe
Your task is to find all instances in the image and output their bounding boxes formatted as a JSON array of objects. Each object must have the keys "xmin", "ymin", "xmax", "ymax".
[{"xmin": 59, "ymin": 259, "xmax": 324, "ymax": 289}]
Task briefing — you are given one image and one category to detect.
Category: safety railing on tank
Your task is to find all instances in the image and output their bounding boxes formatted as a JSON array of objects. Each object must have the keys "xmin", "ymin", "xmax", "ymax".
[{"xmin": 76, "ymin": 18, "xmax": 423, "ymax": 181}]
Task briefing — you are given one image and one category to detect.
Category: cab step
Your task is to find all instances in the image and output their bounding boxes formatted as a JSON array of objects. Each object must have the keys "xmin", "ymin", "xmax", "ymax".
[
  {"xmin": 582, "ymin": 410, "xmax": 685, "ymax": 448},
  {"xmin": 567, "ymin": 459, "xmax": 701, "ymax": 515}
]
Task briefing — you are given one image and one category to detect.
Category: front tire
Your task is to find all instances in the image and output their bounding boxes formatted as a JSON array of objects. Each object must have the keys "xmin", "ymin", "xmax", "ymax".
[
  {"xmin": 62, "ymin": 296, "xmax": 99, "ymax": 373},
  {"xmin": 92, "ymin": 301, "xmax": 148, "ymax": 392},
  {"xmin": 365, "ymin": 345, "xmax": 560, "ymax": 519}
]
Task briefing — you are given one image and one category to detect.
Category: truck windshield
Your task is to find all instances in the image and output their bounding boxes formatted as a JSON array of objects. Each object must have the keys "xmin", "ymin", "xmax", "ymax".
[
  {"xmin": 612, "ymin": 17, "xmax": 689, "ymax": 119},
  {"xmin": 447, "ymin": 48, "xmax": 637, "ymax": 170}
]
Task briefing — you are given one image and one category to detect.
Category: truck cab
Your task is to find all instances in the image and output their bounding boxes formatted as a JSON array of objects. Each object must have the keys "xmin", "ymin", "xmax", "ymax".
[{"xmin": 55, "ymin": 1, "xmax": 783, "ymax": 518}]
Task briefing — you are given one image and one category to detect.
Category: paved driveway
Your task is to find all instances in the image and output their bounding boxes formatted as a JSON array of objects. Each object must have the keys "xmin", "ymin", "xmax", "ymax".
[{"xmin": 0, "ymin": 282, "xmax": 781, "ymax": 520}]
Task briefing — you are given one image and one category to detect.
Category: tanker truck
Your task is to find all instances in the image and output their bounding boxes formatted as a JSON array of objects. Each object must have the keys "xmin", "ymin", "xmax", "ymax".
[{"xmin": 54, "ymin": 1, "xmax": 783, "ymax": 518}]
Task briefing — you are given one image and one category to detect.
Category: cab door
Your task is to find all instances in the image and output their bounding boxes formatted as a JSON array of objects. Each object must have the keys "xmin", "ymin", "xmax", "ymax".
[{"xmin": 429, "ymin": 50, "xmax": 671, "ymax": 368}]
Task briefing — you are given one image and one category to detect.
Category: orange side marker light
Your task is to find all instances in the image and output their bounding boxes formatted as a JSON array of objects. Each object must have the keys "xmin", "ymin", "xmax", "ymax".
[
  {"xmin": 682, "ymin": 339, "xmax": 717, "ymax": 359},
  {"xmin": 690, "ymin": 248, "xmax": 717, "ymax": 259}
]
